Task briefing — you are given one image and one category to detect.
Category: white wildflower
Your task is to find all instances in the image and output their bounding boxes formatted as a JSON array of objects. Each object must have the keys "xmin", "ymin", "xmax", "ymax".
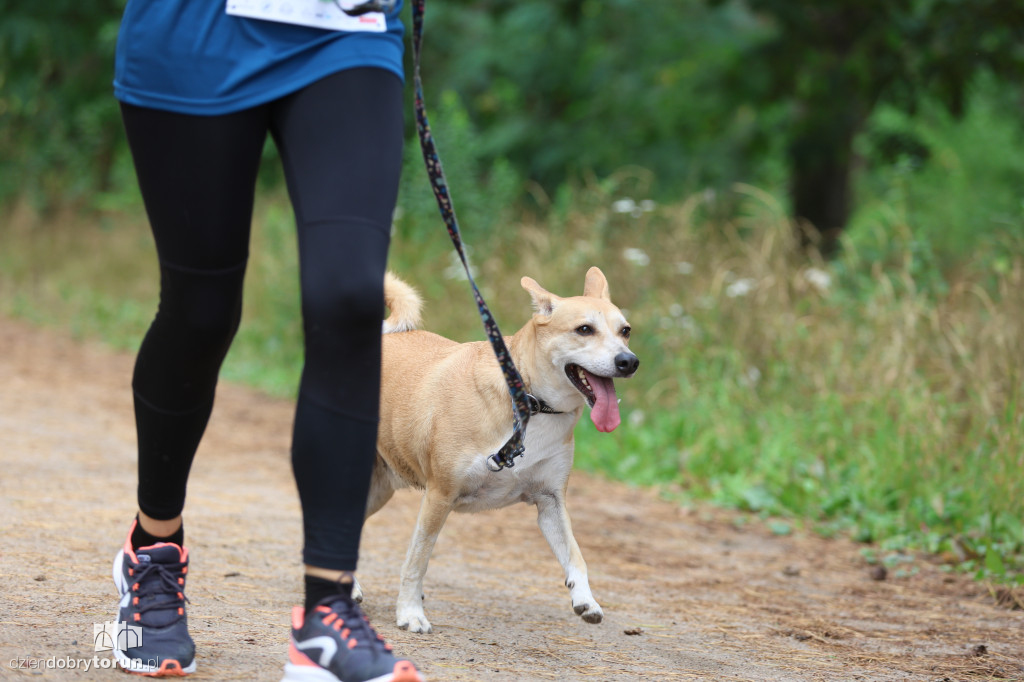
[
  {"xmin": 628, "ymin": 410, "xmax": 646, "ymax": 427},
  {"xmin": 725, "ymin": 278, "xmax": 757, "ymax": 298},
  {"xmin": 676, "ymin": 261, "xmax": 694, "ymax": 275},
  {"xmin": 623, "ymin": 247, "xmax": 650, "ymax": 267},
  {"xmin": 612, "ymin": 198, "xmax": 637, "ymax": 214},
  {"xmin": 669, "ymin": 303, "xmax": 684, "ymax": 317},
  {"xmin": 678, "ymin": 315, "xmax": 698, "ymax": 334},
  {"xmin": 741, "ymin": 366, "xmax": 762, "ymax": 387},
  {"xmin": 803, "ymin": 267, "xmax": 832, "ymax": 293}
]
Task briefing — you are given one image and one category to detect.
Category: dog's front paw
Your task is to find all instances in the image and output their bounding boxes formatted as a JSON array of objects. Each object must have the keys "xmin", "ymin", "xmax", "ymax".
[
  {"xmin": 573, "ymin": 601, "xmax": 604, "ymax": 624},
  {"xmin": 397, "ymin": 607, "xmax": 433, "ymax": 634}
]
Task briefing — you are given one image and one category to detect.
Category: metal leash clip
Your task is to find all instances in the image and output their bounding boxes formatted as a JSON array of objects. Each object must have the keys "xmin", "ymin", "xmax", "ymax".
[
  {"xmin": 487, "ymin": 442, "xmax": 525, "ymax": 472},
  {"xmin": 337, "ymin": 0, "xmax": 397, "ymax": 16}
]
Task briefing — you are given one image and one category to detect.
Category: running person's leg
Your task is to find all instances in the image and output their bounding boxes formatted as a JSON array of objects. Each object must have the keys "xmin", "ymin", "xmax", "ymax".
[
  {"xmin": 270, "ymin": 68, "xmax": 420, "ymax": 682},
  {"xmin": 124, "ymin": 103, "xmax": 269, "ymax": 530},
  {"xmin": 114, "ymin": 102, "xmax": 270, "ymax": 675},
  {"xmin": 272, "ymin": 67, "xmax": 403, "ymax": 582}
]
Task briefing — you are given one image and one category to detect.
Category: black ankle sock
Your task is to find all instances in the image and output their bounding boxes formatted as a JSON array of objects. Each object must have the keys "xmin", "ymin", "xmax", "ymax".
[
  {"xmin": 131, "ymin": 514, "xmax": 185, "ymax": 550},
  {"xmin": 304, "ymin": 575, "xmax": 354, "ymax": 613}
]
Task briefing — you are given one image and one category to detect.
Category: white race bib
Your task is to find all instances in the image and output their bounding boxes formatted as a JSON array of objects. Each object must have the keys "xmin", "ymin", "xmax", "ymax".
[{"xmin": 226, "ymin": 0, "xmax": 387, "ymax": 32}]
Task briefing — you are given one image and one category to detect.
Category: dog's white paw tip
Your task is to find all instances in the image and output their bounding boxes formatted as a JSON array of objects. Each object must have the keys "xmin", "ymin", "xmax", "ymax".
[
  {"xmin": 397, "ymin": 614, "xmax": 433, "ymax": 634},
  {"xmin": 573, "ymin": 603, "xmax": 603, "ymax": 624}
]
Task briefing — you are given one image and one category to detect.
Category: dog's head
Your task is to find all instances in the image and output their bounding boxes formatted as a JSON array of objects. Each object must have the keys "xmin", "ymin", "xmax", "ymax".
[{"xmin": 521, "ymin": 267, "xmax": 639, "ymax": 433}]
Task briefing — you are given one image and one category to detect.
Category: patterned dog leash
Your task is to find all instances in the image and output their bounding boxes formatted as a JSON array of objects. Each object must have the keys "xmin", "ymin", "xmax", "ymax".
[{"xmin": 345, "ymin": 0, "xmax": 532, "ymax": 471}]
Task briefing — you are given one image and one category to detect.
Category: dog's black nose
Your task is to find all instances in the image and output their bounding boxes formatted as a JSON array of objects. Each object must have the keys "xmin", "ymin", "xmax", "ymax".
[{"xmin": 615, "ymin": 352, "xmax": 639, "ymax": 375}]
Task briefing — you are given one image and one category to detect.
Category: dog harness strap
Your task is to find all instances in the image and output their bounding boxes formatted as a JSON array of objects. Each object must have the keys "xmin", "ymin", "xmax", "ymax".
[{"xmin": 411, "ymin": 0, "xmax": 531, "ymax": 472}]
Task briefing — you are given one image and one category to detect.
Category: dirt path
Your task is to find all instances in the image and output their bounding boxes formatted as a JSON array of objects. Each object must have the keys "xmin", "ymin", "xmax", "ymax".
[{"xmin": 1, "ymin": 316, "xmax": 1021, "ymax": 681}]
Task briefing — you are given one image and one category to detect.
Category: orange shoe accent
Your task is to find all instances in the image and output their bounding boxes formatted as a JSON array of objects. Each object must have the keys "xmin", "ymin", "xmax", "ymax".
[
  {"xmin": 123, "ymin": 519, "xmax": 139, "ymax": 559},
  {"xmin": 323, "ymin": 612, "xmax": 337, "ymax": 625},
  {"xmin": 391, "ymin": 661, "xmax": 423, "ymax": 682},
  {"xmin": 287, "ymin": 641, "xmax": 317, "ymax": 668},
  {"xmin": 287, "ymin": 606, "xmax": 318, "ymax": 668}
]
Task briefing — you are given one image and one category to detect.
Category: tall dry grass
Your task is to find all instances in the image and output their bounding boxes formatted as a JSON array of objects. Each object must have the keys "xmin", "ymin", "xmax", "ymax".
[{"xmin": 478, "ymin": 180, "xmax": 1023, "ymax": 578}]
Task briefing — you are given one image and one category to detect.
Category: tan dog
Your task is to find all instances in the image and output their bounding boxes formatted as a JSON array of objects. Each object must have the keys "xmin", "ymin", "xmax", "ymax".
[{"xmin": 355, "ymin": 267, "xmax": 638, "ymax": 634}]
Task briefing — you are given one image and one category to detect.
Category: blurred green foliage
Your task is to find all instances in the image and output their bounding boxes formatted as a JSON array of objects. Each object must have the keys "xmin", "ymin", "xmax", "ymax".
[
  {"xmin": 0, "ymin": 1, "xmax": 124, "ymax": 206},
  {"xmin": 710, "ymin": 0, "xmax": 1024, "ymax": 251},
  {"xmin": 412, "ymin": 0, "xmax": 769, "ymax": 195},
  {"xmin": 5, "ymin": 0, "xmax": 1023, "ymax": 239}
]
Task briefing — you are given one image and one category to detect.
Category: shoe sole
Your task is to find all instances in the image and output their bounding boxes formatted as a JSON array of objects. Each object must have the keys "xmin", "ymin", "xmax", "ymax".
[
  {"xmin": 111, "ymin": 550, "xmax": 197, "ymax": 677},
  {"xmin": 281, "ymin": 661, "xmax": 421, "ymax": 682}
]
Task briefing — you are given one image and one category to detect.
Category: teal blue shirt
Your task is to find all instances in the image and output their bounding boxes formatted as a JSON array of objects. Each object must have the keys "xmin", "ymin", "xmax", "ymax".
[{"xmin": 114, "ymin": 1, "xmax": 404, "ymax": 115}]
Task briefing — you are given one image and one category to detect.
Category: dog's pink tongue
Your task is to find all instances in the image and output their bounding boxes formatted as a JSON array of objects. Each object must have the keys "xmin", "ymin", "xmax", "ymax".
[{"xmin": 584, "ymin": 370, "xmax": 620, "ymax": 432}]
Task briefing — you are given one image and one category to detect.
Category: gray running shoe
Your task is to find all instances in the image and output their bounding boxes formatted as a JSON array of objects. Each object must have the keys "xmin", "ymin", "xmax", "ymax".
[
  {"xmin": 111, "ymin": 521, "xmax": 196, "ymax": 676},
  {"xmin": 282, "ymin": 595, "xmax": 422, "ymax": 682}
]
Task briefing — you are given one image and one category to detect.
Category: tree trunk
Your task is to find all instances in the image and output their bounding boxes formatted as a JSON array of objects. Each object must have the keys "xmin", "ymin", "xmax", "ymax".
[{"xmin": 788, "ymin": 104, "xmax": 863, "ymax": 258}]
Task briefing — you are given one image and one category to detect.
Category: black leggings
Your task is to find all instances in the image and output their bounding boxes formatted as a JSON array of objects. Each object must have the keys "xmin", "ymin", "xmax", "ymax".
[{"xmin": 121, "ymin": 68, "xmax": 404, "ymax": 571}]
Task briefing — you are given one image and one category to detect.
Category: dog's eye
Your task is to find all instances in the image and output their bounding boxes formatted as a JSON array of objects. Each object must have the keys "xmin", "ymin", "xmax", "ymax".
[
  {"xmin": 621, "ymin": 326, "xmax": 631, "ymax": 339},
  {"xmin": 575, "ymin": 325, "xmax": 594, "ymax": 336}
]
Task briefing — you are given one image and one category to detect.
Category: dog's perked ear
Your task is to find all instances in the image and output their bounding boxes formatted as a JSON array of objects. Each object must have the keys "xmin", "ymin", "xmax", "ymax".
[
  {"xmin": 521, "ymin": 276, "xmax": 561, "ymax": 318},
  {"xmin": 583, "ymin": 266, "xmax": 611, "ymax": 301}
]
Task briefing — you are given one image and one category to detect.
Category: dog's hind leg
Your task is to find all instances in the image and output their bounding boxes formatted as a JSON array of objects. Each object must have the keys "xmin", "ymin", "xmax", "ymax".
[
  {"xmin": 536, "ymin": 492, "xmax": 604, "ymax": 624},
  {"xmin": 352, "ymin": 455, "xmax": 397, "ymax": 604},
  {"xmin": 396, "ymin": 487, "xmax": 453, "ymax": 634}
]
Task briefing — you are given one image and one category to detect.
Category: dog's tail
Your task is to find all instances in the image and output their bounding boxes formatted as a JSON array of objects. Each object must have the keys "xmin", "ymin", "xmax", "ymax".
[{"xmin": 383, "ymin": 271, "xmax": 423, "ymax": 334}]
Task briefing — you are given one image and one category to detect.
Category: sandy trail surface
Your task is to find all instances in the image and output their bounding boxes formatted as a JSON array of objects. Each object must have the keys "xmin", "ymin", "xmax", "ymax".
[{"xmin": 1, "ymin": 317, "xmax": 1021, "ymax": 681}]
